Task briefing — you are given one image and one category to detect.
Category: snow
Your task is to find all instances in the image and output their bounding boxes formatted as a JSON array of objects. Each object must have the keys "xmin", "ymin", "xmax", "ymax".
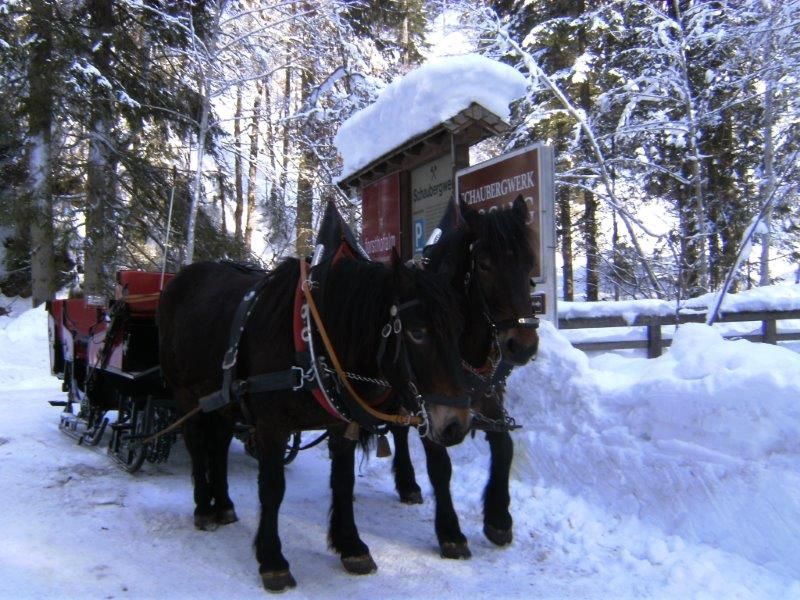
[
  {"xmin": 334, "ymin": 55, "xmax": 527, "ymax": 181},
  {"xmin": 1, "ymin": 303, "xmax": 800, "ymax": 598},
  {"xmin": 560, "ymin": 282, "xmax": 800, "ymax": 323}
]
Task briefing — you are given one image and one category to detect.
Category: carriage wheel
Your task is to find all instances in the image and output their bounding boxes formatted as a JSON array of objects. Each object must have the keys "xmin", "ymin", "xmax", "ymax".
[{"xmin": 110, "ymin": 396, "xmax": 149, "ymax": 473}]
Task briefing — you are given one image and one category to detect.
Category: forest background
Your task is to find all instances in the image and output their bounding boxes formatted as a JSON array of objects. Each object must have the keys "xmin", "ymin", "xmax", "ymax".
[{"xmin": 1, "ymin": 0, "xmax": 798, "ymax": 307}]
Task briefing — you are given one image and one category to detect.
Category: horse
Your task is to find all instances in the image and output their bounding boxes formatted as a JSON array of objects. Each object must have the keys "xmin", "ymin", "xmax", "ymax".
[
  {"xmin": 389, "ymin": 195, "xmax": 539, "ymax": 559},
  {"xmin": 158, "ymin": 253, "xmax": 471, "ymax": 592}
]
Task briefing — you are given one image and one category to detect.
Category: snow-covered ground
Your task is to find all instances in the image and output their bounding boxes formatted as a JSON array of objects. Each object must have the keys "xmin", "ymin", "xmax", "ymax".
[{"xmin": 2, "ymin": 300, "xmax": 800, "ymax": 599}]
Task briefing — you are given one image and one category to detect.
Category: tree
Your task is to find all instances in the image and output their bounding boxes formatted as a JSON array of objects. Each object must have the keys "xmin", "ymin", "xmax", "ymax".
[{"xmin": 26, "ymin": 1, "xmax": 58, "ymax": 306}]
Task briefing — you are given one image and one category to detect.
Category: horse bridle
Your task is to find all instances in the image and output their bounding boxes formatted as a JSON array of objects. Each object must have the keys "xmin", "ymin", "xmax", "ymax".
[
  {"xmin": 464, "ymin": 242, "xmax": 540, "ymax": 337},
  {"xmin": 378, "ymin": 296, "xmax": 474, "ymax": 436},
  {"xmin": 301, "ymin": 259, "xmax": 468, "ymax": 434}
]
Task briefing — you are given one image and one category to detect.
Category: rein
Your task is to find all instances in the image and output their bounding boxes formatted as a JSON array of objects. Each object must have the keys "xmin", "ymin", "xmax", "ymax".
[{"xmin": 298, "ymin": 259, "xmax": 422, "ymax": 428}]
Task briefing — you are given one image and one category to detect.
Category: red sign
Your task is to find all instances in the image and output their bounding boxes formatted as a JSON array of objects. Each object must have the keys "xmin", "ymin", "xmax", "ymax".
[
  {"xmin": 362, "ymin": 173, "xmax": 402, "ymax": 264},
  {"xmin": 457, "ymin": 147, "xmax": 542, "ymax": 279}
]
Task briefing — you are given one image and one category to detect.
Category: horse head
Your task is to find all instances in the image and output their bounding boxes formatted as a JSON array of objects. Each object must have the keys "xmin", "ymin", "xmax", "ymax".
[
  {"xmin": 428, "ymin": 196, "xmax": 539, "ymax": 367},
  {"xmin": 322, "ymin": 253, "xmax": 471, "ymax": 447},
  {"xmin": 463, "ymin": 196, "xmax": 539, "ymax": 365},
  {"xmin": 385, "ymin": 252, "xmax": 471, "ymax": 446}
]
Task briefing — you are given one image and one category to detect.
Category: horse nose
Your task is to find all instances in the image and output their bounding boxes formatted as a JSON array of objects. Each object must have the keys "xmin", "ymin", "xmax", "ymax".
[{"xmin": 503, "ymin": 334, "xmax": 538, "ymax": 365}]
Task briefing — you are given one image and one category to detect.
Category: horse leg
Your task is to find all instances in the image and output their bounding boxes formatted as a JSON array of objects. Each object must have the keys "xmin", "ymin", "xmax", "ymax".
[
  {"xmin": 422, "ymin": 437, "xmax": 471, "ymax": 559},
  {"xmin": 390, "ymin": 425, "xmax": 422, "ymax": 504},
  {"xmin": 182, "ymin": 413, "xmax": 216, "ymax": 530},
  {"xmin": 208, "ymin": 413, "xmax": 237, "ymax": 525},
  {"xmin": 327, "ymin": 430, "xmax": 377, "ymax": 575},
  {"xmin": 254, "ymin": 429, "xmax": 296, "ymax": 592},
  {"xmin": 483, "ymin": 430, "xmax": 513, "ymax": 546}
]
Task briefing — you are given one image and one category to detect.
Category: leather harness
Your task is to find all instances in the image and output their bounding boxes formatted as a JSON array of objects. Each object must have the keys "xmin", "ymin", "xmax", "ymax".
[{"xmin": 197, "ymin": 243, "xmax": 470, "ymax": 431}]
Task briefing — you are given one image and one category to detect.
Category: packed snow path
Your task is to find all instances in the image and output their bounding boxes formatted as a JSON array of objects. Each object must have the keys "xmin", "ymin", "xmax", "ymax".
[{"xmin": 1, "ymin": 304, "xmax": 799, "ymax": 598}]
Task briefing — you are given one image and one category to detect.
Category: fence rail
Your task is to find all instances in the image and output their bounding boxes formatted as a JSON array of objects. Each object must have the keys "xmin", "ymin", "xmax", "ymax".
[{"xmin": 558, "ymin": 309, "xmax": 800, "ymax": 358}]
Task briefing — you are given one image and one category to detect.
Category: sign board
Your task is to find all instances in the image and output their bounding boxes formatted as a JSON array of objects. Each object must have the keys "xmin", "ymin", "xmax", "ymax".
[
  {"xmin": 410, "ymin": 154, "xmax": 454, "ymax": 257},
  {"xmin": 456, "ymin": 144, "xmax": 557, "ymax": 323},
  {"xmin": 361, "ymin": 172, "xmax": 402, "ymax": 264}
]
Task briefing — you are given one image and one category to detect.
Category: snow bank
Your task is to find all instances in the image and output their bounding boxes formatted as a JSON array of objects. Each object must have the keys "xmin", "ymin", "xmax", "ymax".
[
  {"xmin": 559, "ymin": 282, "xmax": 800, "ymax": 322},
  {"xmin": 335, "ymin": 54, "xmax": 527, "ymax": 180},
  {"xmin": 507, "ymin": 320, "xmax": 800, "ymax": 578},
  {"xmin": 0, "ymin": 303, "xmax": 57, "ymax": 391}
]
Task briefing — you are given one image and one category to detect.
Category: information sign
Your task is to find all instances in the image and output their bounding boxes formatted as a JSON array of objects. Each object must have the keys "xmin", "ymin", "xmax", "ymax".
[
  {"xmin": 361, "ymin": 173, "xmax": 402, "ymax": 264},
  {"xmin": 456, "ymin": 144, "xmax": 557, "ymax": 322}
]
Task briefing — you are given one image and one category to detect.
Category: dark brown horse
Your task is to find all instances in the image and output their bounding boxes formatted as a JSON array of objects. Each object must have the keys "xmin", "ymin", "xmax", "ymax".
[
  {"xmin": 158, "ymin": 254, "xmax": 470, "ymax": 591},
  {"xmin": 390, "ymin": 196, "xmax": 539, "ymax": 558}
]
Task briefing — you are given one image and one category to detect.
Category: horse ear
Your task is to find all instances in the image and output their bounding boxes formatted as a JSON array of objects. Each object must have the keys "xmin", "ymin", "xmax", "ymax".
[
  {"xmin": 462, "ymin": 203, "xmax": 481, "ymax": 234},
  {"xmin": 390, "ymin": 247, "xmax": 402, "ymax": 269},
  {"xmin": 458, "ymin": 197, "xmax": 469, "ymax": 219},
  {"xmin": 513, "ymin": 195, "xmax": 529, "ymax": 221}
]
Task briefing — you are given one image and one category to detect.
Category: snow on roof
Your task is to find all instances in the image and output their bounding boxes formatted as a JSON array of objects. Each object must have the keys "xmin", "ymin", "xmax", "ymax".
[{"xmin": 334, "ymin": 54, "xmax": 527, "ymax": 182}]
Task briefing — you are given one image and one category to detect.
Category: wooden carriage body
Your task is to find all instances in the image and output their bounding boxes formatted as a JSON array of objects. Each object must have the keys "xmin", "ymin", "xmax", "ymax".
[{"xmin": 47, "ymin": 270, "xmax": 177, "ymax": 471}]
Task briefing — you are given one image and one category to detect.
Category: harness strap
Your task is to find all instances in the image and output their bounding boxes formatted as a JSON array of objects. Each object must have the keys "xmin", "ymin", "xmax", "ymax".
[
  {"xmin": 299, "ymin": 259, "xmax": 422, "ymax": 427},
  {"xmin": 198, "ymin": 368, "xmax": 310, "ymax": 413}
]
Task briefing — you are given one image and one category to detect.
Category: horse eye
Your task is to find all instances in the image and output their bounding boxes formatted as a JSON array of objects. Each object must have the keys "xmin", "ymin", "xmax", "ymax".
[{"xmin": 406, "ymin": 327, "xmax": 429, "ymax": 344}]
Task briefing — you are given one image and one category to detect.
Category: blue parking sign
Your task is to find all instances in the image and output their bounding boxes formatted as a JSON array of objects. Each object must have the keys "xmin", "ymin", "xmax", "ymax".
[{"xmin": 414, "ymin": 219, "xmax": 425, "ymax": 253}]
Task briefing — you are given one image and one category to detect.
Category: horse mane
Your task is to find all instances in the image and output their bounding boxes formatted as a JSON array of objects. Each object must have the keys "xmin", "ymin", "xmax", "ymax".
[
  {"xmin": 471, "ymin": 205, "xmax": 535, "ymax": 271},
  {"xmin": 219, "ymin": 259, "xmax": 267, "ymax": 275},
  {"xmin": 424, "ymin": 203, "xmax": 535, "ymax": 283},
  {"xmin": 319, "ymin": 256, "xmax": 462, "ymax": 371}
]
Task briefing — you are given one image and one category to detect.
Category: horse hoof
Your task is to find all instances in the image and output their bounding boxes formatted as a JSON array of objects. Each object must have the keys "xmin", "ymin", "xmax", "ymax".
[
  {"xmin": 341, "ymin": 554, "xmax": 378, "ymax": 575},
  {"xmin": 400, "ymin": 490, "xmax": 423, "ymax": 504},
  {"xmin": 484, "ymin": 524, "xmax": 513, "ymax": 546},
  {"xmin": 194, "ymin": 513, "xmax": 218, "ymax": 531},
  {"xmin": 261, "ymin": 570, "xmax": 297, "ymax": 593},
  {"xmin": 216, "ymin": 508, "xmax": 238, "ymax": 525},
  {"xmin": 440, "ymin": 541, "xmax": 472, "ymax": 559}
]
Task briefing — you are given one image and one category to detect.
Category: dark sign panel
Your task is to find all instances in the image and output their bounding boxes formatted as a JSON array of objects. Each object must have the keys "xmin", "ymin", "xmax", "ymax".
[
  {"xmin": 457, "ymin": 146, "xmax": 543, "ymax": 280},
  {"xmin": 361, "ymin": 172, "xmax": 402, "ymax": 264}
]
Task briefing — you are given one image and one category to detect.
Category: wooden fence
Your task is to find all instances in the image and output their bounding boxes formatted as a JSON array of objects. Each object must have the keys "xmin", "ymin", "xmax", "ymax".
[{"xmin": 558, "ymin": 309, "xmax": 800, "ymax": 358}]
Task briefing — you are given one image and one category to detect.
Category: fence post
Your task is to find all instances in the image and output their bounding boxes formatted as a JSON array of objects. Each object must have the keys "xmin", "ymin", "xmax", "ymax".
[
  {"xmin": 647, "ymin": 323, "xmax": 663, "ymax": 358},
  {"xmin": 762, "ymin": 318, "xmax": 777, "ymax": 344}
]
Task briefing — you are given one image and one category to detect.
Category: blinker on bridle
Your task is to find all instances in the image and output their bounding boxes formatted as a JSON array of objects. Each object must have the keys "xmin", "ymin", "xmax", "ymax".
[
  {"xmin": 464, "ymin": 242, "xmax": 540, "ymax": 333},
  {"xmin": 377, "ymin": 298, "xmax": 471, "ymax": 428}
]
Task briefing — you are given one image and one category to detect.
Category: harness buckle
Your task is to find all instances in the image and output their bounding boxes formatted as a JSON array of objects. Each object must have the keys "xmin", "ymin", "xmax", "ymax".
[
  {"xmin": 291, "ymin": 366, "xmax": 311, "ymax": 391},
  {"xmin": 415, "ymin": 402, "xmax": 429, "ymax": 438},
  {"xmin": 222, "ymin": 347, "xmax": 238, "ymax": 370}
]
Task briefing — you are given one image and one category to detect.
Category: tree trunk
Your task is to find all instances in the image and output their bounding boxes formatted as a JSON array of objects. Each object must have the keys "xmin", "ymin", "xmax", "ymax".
[
  {"xmin": 558, "ymin": 185, "xmax": 573, "ymax": 301},
  {"xmin": 233, "ymin": 83, "xmax": 244, "ymax": 247},
  {"xmin": 279, "ymin": 62, "xmax": 292, "ymax": 208},
  {"xmin": 295, "ymin": 69, "xmax": 314, "ymax": 256},
  {"xmin": 26, "ymin": 0, "xmax": 56, "ymax": 307},
  {"xmin": 244, "ymin": 80, "xmax": 263, "ymax": 251},
  {"xmin": 84, "ymin": 0, "xmax": 117, "ymax": 296},
  {"xmin": 759, "ymin": 9, "xmax": 776, "ymax": 287},
  {"xmin": 584, "ymin": 189, "xmax": 599, "ymax": 301},
  {"xmin": 671, "ymin": 0, "xmax": 708, "ymax": 294},
  {"xmin": 217, "ymin": 171, "xmax": 227, "ymax": 233},
  {"xmin": 185, "ymin": 0, "xmax": 226, "ymax": 265}
]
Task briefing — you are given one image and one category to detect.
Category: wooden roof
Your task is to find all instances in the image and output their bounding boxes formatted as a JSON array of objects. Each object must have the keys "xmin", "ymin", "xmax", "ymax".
[{"xmin": 337, "ymin": 103, "xmax": 510, "ymax": 190}]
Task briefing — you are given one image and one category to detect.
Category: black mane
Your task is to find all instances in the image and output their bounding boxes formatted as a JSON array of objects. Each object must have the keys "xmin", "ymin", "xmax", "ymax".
[
  {"xmin": 320, "ymin": 256, "xmax": 462, "ymax": 373},
  {"xmin": 474, "ymin": 206, "xmax": 535, "ymax": 274}
]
